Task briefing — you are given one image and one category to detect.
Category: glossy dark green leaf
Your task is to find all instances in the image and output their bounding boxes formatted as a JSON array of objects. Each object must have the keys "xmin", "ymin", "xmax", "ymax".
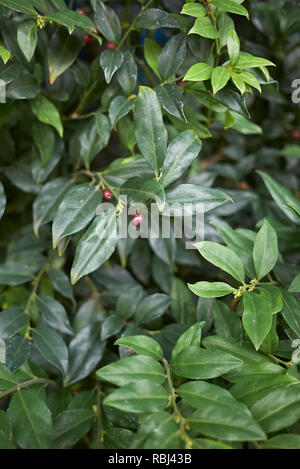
[
  {"xmin": 32, "ymin": 328, "xmax": 68, "ymax": 376},
  {"xmin": 45, "ymin": 11, "xmax": 96, "ymax": 35},
  {"xmin": 5, "ymin": 336, "xmax": 31, "ymax": 371},
  {"xmin": 31, "ymin": 122, "xmax": 55, "ymax": 166},
  {"xmin": 212, "ymin": 300, "xmax": 243, "ymax": 339},
  {"xmin": 281, "ymin": 290, "xmax": 300, "ymax": 337},
  {"xmin": 53, "ymin": 409, "xmax": 94, "ymax": 449},
  {"xmin": 135, "ymin": 293, "xmax": 170, "ymax": 325},
  {"xmin": 100, "ymin": 314, "xmax": 124, "ymax": 340},
  {"xmin": 0, "ymin": 363, "xmax": 21, "ymax": 390},
  {"xmin": 136, "ymin": 8, "xmax": 180, "ymax": 30},
  {"xmin": 0, "ymin": 410, "xmax": 14, "ymax": 449},
  {"xmin": 115, "ymin": 286, "xmax": 145, "ymax": 319},
  {"xmin": 0, "ymin": 0, "xmax": 36, "ymax": 15},
  {"xmin": 33, "ymin": 178, "xmax": 73, "ymax": 236},
  {"xmin": 9, "ymin": 389, "xmax": 53, "ymax": 449},
  {"xmin": 242, "ymin": 291, "xmax": 273, "ymax": 350},
  {"xmin": 17, "ymin": 19, "xmax": 37, "ymax": 62},
  {"xmin": 52, "ymin": 183, "xmax": 101, "ymax": 248},
  {"xmin": 36, "ymin": 295, "xmax": 73, "ymax": 336},
  {"xmin": 132, "ymin": 411, "xmax": 181, "ymax": 449},
  {"xmin": 134, "ymin": 86, "xmax": 168, "ymax": 177},
  {"xmin": 109, "ymin": 96, "xmax": 133, "ymax": 130},
  {"xmin": 158, "ymin": 32, "xmax": 186, "ymax": 81},
  {"xmin": 71, "ymin": 209, "xmax": 119, "ymax": 284},
  {"xmin": 155, "ymin": 83, "xmax": 186, "ymax": 121},
  {"xmin": 100, "ymin": 49, "xmax": 123, "ymax": 84},
  {"xmin": 0, "ymin": 181, "xmax": 6, "ymax": 220},
  {"xmin": 0, "ymin": 262, "xmax": 34, "ymax": 286},
  {"xmin": 47, "ymin": 29, "xmax": 82, "ymax": 84},
  {"xmin": 172, "ymin": 322, "xmax": 205, "ymax": 361},
  {"xmin": 0, "ymin": 307, "xmax": 27, "ymax": 341},
  {"xmin": 48, "ymin": 268, "xmax": 75, "ymax": 305},
  {"xmin": 94, "ymin": 0, "xmax": 121, "ymax": 44},
  {"xmin": 95, "ymin": 112, "xmax": 111, "ymax": 147},
  {"xmin": 116, "ymin": 51, "xmax": 137, "ymax": 96},
  {"xmin": 263, "ymin": 434, "xmax": 300, "ymax": 449},
  {"xmin": 65, "ymin": 323, "xmax": 106, "ymax": 385},
  {"xmin": 120, "ymin": 177, "xmax": 165, "ymax": 211}
]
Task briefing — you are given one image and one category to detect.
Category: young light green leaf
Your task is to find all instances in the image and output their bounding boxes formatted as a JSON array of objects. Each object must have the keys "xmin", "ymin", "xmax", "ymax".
[
  {"xmin": 213, "ymin": 0, "xmax": 249, "ymax": 18},
  {"xmin": 227, "ymin": 29, "xmax": 240, "ymax": 66},
  {"xmin": 183, "ymin": 62, "xmax": 213, "ymax": 82},
  {"xmin": 189, "ymin": 16, "xmax": 219, "ymax": 40},
  {"xmin": 115, "ymin": 336, "xmax": 163, "ymax": 361},
  {"xmin": 144, "ymin": 38, "xmax": 161, "ymax": 78},
  {"xmin": 211, "ymin": 66, "xmax": 231, "ymax": 94},
  {"xmin": 181, "ymin": 3, "xmax": 206, "ymax": 17},
  {"xmin": 188, "ymin": 281, "xmax": 235, "ymax": 298}
]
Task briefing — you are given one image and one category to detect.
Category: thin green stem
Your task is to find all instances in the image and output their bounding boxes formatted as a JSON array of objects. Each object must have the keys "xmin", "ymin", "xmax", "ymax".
[
  {"xmin": 163, "ymin": 358, "xmax": 193, "ymax": 449},
  {"xmin": 0, "ymin": 377, "xmax": 56, "ymax": 399}
]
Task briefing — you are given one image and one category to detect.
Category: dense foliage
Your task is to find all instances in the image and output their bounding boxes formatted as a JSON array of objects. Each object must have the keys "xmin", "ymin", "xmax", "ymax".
[{"xmin": 0, "ymin": 0, "xmax": 300, "ymax": 450}]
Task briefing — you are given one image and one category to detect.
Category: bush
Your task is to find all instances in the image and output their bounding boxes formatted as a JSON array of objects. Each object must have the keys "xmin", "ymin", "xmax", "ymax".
[{"xmin": 0, "ymin": 0, "xmax": 300, "ymax": 450}]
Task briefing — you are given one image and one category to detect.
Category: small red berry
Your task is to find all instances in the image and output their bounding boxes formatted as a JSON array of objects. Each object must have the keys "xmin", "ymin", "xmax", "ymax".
[
  {"xmin": 102, "ymin": 188, "xmax": 113, "ymax": 201},
  {"xmin": 106, "ymin": 42, "xmax": 116, "ymax": 50},
  {"xmin": 76, "ymin": 8, "xmax": 87, "ymax": 16},
  {"xmin": 177, "ymin": 80, "xmax": 185, "ymax": 87},
  {"xmin": 131, "ymin": 212, "xmax": 144, "ymax": 227},
  {"xmin": 83, "ymin": 33, "xmax": 95, "ymax": 45},
  {"xmin": 238, "ymin": 182, "xmax": 248, "ymax": 191},
  {"xmin": 290, "ymin": 130, "xmax": 300, "ymax": 140}
]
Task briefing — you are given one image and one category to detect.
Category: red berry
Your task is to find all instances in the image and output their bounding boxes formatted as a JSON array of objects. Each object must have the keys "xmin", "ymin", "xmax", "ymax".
[
  {"xmin": 83, "ymin": 33, "xmax": 95, "ymax": 45},
  {"xmin": 106, "ymin": 42, "xmax": 116, "ymax": 50},
  {"xmin": 177, "ymin": 80, "xmax": 185, "ymax": 87},
  {"xmin": 290, "ymin": 130, "xmax": 300, "ymax": 140},
  {"xmin": 76, "ymin": 8, "xmax": 87, "ymax": 16},
  {"xmin": 102, "ymin": 188, "xmax": 113, "ymax": 201},
  {"xmin": 131, "ymin": 212, "xmax": 144, "ymax": 227}
]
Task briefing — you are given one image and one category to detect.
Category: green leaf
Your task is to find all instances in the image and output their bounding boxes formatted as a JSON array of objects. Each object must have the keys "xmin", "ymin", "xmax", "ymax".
[
  {"xmin": 0, "ymin": 181, "xmax": 6, "ymax": 220},
  {"xmin": 0, "ymin": 41, "xmax": 11, "ymax": 64},
  {"xmin": 183, "ymin": 62, "xmax": 213, "ymax": 82},
  {"xmin": 97, "ymin": 355, "xmax": 165, "ymax": 386},
  {"xmin": 188, "ymin": 281, "xmax": 235, "ymax": 298},
  {"xmin": 253, "ymin": 220, "xmax": 278, "ymax": 279},
  {"xmin": 172, "ymin": 322, "xmax": 205, "ymax": 361},
  {"xmin": 115, "ymin": 336, "xmax": 163, "ymax": 361},
  {"xmin": 164, "ymin": 184, "xmax": 231, "ymax": 216},
  {"xmin": 66, "ymin": 324, "xmax": 105, "ymax": 385},
  {"xmin": 212, "ymin": 0, "xmax": 249, "ymax": 18},
  {"xmin": 132, "ymin": 411, "xmax": 181, "ymax": 449},
  {"xmin": 0, "ymin": 410, "xmax": 14, "ymax": 449},
  {"xmin": 263, "ymin": 434, "xmax": 300, "ymax": 449},
  {"xmin": 236, "ymin": 52, "xmax": 275, "ymax": 68},
  {"xmin": 289, "ymin": 273, "xmax": 300, "ymax": 293},
  {"xmin": 194, "ymin": 241, "xmax": 245, "ymax": 283},
  {"xmin": 0, "ymin": 364, "xmax": 21, "ymax": 390},
  {"xmin": 17, "ymin": 20, "xmax": 37, "ymax": 62},
  {"xmin": 94, "ymin": 0, "xmax": 121, "ymax": 44},
  {"xmin": 9, "ymin": 389, "xmax": 53, "ymax": 449},
  {"xmin": 52, "ymin": 183, "xmax": 100, "ymax": 248},
  {"xmin": 109, "ymin": 96, "xmax": 133, "ymax": 130},
  {"xmin": 281, "ymin": 145, "xmax": 300, "ymax": 159},
  {"xmin": 78, "ymin": 118, "xmax": 104, "ymax": 168},
  {"xmin": 100, "ymin": 49, "xmax": 123, "ymax": 84},
  {"xmin": 48, "ymin": 268, "xmax": 75, "ymax": 305},
  {"xmin": 0, "ymin": 0, "xmax": 37, "ymax": 15},
  {"xmin": 53, "ymin": 409, "xmax": 94, "ymax": 449},
  {"xmin": 258, "ymin": 171, "xmax": 300, "ymax": 225},
  {"xmin": 172, "ymin": 346, "xmax": 242, "ymax": 379},
  {"xmin": 115, "ymin": 286, "xmax": 145, "ymax": 320},
  {"xmin": 31, "ymin": 122, "xmax": 56, "ymax": 166},
  {"xmin": 0, "ymin": 262, "xmax": 34, "ymax": 286},
  {"xmin": 95, "ymin": 112, "xmax": 111, "ymax": 147},
  {"xmin": 134, "ymin": 86, "xmax": 168, "ymax": 176},
  {"xmin": 211, "ymin": 66, "xmax": 231, "ymax": 94},
  {"xmin": 47, "ymin": 29, "xmax": 82, "ymax": 84},
  {"xmin": 281, "ymin": 290, "xmax": 300, "ymax": 338},
  {"xmin": 136, "ymin": 8, "xmax": 180, "ymax": 30},
  {"xmin": 242, "ymin": 291, "xmax": 273, "ymax": 350},
  {"xmin": 103, "ymin": 380, "xmax": 169, "ymax": 413},
  {"xmin": 101, "ymin": 314, "xmax": 124, "ymax": 341},
  {"xmin": 189, "ymin": 16, "xmax": 219, "ymax": 40},
  {"xmin": 45, "ymin": 11, "xmax": 96, "ymax": 35},
  {"xmin": 32, "ymin": 328, "xmax": 68, "ymax": 376},
  {"xmin": 227, "ymin": 29, "xmax": 240, "ymax": 66},
  {"xmin": 179, "ymin": 381, "xmax": 265, "ymax": 441},
  {"xmin": 121, "ymin": 177, "xmax": 165, "ymax": 211},
  {"xmin": 116, "ymin": 51, "xmax": 137, "ymax": 96},
  {"xmin": 30, "ymin": 95, "xmax": 63, "ymax": 137},
  {"xmin": 33, "ymin": 178, "xmax": 73, "ymax": 236},
  {"xmin": 36, "ymin": 295, "xmax": 73, "ymax": 336},
  {"xmin": 161, "ymin": 130, "xmax": 202, "ymax": 187},
  {"xmin": 155, "ymin": 83, "xmax": 186, "ymax": 121},
  {"xmin": 212, "ymin": 300, "xmax": 243, "ymax": 339},
  {"xmin": 170, "ymin": 277, "xmax": 194, "ymax": 324},
  {"xmin": 144, "ymin": 38, "xmax": 161, "ymax": 78},
  {"xmin": 181, "ymin": 3, "xmax": 206, "ymax": 17},
  {"xmin": 70, "ymin": 209, "xmax": 119, "ymax": 284},
  {"xmin": 251, "ymin": 384, "xmax": 300, "ymax": 433},
  {"xmin": 5, "ymin": 336, "xmax": 31, "ymax": 371},
  {"xmin": 0, "ymin": 308, "xmax": 27, "ymax": 341},
  {"xmin": 135, "ymin": 293, "xmax": 170, "ymax": 325},
  {"xmin": 158, "ymin": 32, "xmax": 186, "ymax": 81}
]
